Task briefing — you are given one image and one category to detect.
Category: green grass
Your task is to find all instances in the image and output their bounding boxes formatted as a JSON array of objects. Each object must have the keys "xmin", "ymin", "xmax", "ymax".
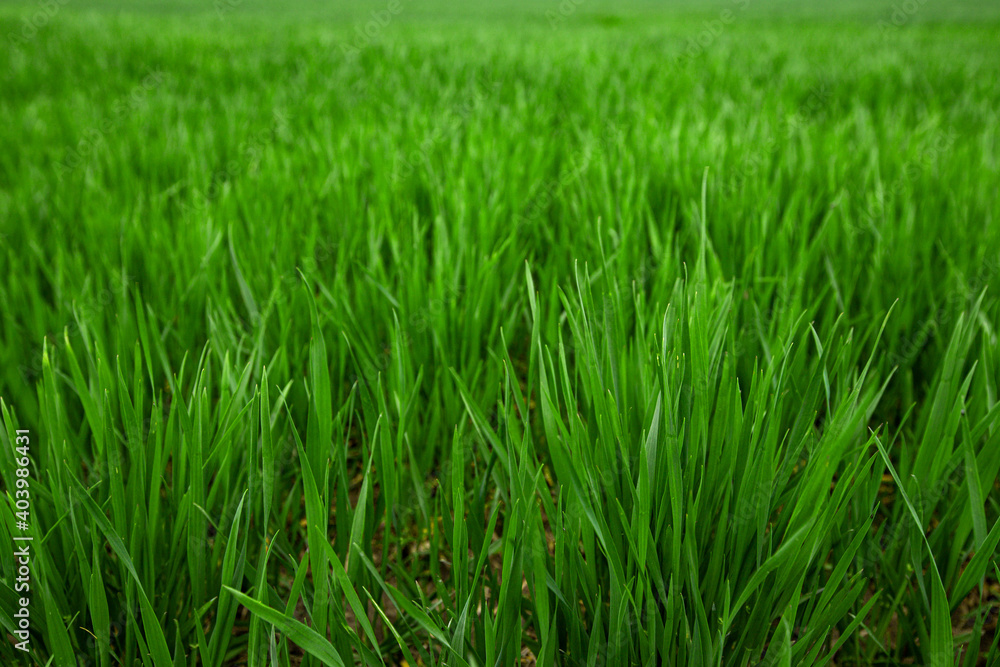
[{"xmin": 1, "ymin": 1, "xmax": 999, "ymax": 665}]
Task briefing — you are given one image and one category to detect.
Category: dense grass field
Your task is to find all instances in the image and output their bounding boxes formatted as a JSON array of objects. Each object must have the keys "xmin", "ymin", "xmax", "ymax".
[{"xmin": 2, "ymin": 1, "xmax": 1000, "ymax": 665}]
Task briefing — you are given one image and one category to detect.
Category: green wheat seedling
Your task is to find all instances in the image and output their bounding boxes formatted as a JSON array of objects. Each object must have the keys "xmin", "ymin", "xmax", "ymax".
[{"xmin": 1, "ymin": 1, "xmax": 999, "ymax": 665}]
